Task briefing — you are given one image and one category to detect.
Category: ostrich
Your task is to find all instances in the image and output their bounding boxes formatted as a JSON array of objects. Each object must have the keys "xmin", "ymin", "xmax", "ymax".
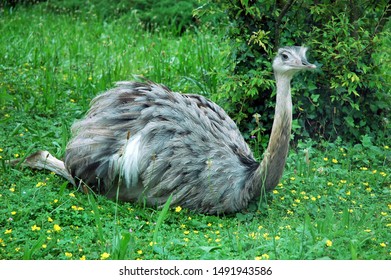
[{"xmin": 15, "ymin": 46, "xmax": 316, "ymax": 214}]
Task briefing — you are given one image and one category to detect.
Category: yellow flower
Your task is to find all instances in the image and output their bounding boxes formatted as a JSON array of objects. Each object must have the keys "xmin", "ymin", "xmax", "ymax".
[
  {"xmin": 332, "ymin": 159, "xmax": 338, "ymax": 163},
  {"xmin": 48, "ymin": 217, "xmax": 53, "ymax": 222},
  {"xmin": 290, "ymin": 177, "xmax": 296, "ymax": 181},
  {"xmin": 35, "ymin": 182, "xmax": 46, "ymax": 188},
  {"xmin": 380, "ymin": 212, "xmax": 387, "ymax": 216},
  {"xmin": 31, "ymin": 225, "xmax": 41, "ymax": 231},
  {"xmin": 11, "ymin": 211, "xmax": 16, "ymax": 215},
  {"xmin": 323, "ymin": 157, "xmax": 328, "ymax": 161},
  {"xmin": 53, "ymin": 224, "xmax": 61, "ymax": 232},
  {"xmin": 4, "ymin": 229, "xmax": 12, "ymax": 234},
  {"xmin": 273, "ymin": 190, "xmax": 279, "ymax": 194},
  {"xmin": 274, "ymin": 236, "xmax": 281, "ymax": 240},
  {"xmin": 183, "ymin": 230, "xmax": 190, "ymax": 235},
  {"xmin": 137, "ymin": 250, "xmax": 143, "ymax": 255},
  {"xmin": 41, "ymin": 244, "xmax": 47, "ymax": 249},
  {"xmin": 65, "ymin": 252, "xmax": 72, "ymax": 258},
  {"xmin": 69, "ymin": 193, "xmax": 75, "ymax": 198},
  {"xmin": 384, "ymin": 145, "xmax": 389, "ymax": 149},
  {"xmin": 380, "ymin": 243, "xmax": 386, "ymax": 247},
  {"xmin": 80, "ymin": 255, "xmax": 86, "ymax": 260},
  {"xmin": 215, "ymin": 238, "xmax": 221, "ymax": 243},
  {"xmin": 100, "ymin": 252, "xmax": 110, "ymax": 260},
  {"xmin": 262, "ymin": 253, "xmax": 270, "ymax": 260},
  {"xmin": 326, "ymin": 240, "xmax": 333, "ymax": 247},
  {"xmin": 175, "ymin": 206, "xmax": 182, "ymax": 212},
  {"xmin": 9, "ymin": 187, "xmax": 15, "ymax": 192}
]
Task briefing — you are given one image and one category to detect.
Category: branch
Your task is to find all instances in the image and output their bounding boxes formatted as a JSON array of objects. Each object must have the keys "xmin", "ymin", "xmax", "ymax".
[{"xmin": 274, "ymin": 0, "xmax": 296, "ymax": 51}]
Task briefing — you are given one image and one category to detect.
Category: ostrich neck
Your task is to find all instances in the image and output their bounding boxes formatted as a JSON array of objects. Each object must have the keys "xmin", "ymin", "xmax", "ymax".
[{"xmin": 256, "ymin": 73, "xmax": 293, "ymax": 194}]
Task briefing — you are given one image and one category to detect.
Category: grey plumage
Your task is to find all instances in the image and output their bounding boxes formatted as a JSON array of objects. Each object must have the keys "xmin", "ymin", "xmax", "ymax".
[{"xmin": 15, "ymin": 46, "xmax": 316, "ymax": 214}]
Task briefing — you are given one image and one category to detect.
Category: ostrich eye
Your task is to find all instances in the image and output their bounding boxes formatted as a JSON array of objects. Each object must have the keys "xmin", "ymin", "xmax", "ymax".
[{"xmin": 281, "ymin": 53, "xmax": 289, "ymax": 60}]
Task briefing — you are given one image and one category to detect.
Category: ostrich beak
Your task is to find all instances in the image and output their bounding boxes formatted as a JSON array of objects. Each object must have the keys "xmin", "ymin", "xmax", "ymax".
[{"xmin": 301, "ymin": 58, "xmax": 316, "ymax": 69}]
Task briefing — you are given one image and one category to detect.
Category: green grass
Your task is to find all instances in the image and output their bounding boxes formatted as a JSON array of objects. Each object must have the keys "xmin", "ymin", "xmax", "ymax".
[{"xmin": 0, "ymin": 5, "xmax": 390, "ymax": 260}]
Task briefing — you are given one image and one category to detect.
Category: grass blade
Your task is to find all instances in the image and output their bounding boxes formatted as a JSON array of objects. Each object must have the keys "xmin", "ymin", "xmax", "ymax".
[{"xmin": 153, "ymin": 194, "xmax": 173, "ymax": 245}]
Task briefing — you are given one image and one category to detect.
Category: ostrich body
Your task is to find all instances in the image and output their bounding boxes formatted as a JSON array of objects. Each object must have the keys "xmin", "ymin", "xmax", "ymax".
[{"xmin": 19, "ymin": 46, "xmax": 315, "ymax": 214}]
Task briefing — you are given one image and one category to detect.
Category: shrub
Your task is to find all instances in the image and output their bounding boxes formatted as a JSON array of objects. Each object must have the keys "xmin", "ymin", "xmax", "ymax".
[{"xmin": 205, "ymin": 0, "xmax": 390, "ymax": 144}]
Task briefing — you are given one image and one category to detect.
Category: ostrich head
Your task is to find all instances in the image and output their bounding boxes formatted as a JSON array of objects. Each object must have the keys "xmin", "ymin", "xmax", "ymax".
[{"xmin": 272, "ymin": 46, "xmax": 316, "ymax": 77}]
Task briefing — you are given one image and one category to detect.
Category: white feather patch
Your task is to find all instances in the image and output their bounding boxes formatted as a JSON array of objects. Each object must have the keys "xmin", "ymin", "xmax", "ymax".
[{"xmin": 121, "ymin": 134, "xmax": 142, "ymax": 188}]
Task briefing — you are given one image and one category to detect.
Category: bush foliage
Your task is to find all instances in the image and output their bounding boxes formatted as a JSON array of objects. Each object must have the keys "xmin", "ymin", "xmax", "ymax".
[
  {"xmin": 4, "ymin": 0, "xmax": 199, "ymax": 33},
  {"xmin": 204, "ymin": 0, "xmax": 390, "ymax": 143}
]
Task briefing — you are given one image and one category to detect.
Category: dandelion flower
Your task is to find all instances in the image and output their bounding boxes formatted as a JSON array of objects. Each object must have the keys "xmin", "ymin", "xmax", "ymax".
[{"xmin": 100, "ymin": 252, "xmax": 110, "ymax": 260}]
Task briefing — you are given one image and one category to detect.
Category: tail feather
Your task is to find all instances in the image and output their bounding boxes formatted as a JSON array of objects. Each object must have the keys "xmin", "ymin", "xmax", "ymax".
[{"xmin": 10, "ymin": 150, "xmax": 76, "ymax": 186}]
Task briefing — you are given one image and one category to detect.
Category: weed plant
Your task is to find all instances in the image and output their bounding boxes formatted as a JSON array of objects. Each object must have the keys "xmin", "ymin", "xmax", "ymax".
[{"xmin": 0, "ymin": 5, "xmax": 390, "ymax": 260}]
